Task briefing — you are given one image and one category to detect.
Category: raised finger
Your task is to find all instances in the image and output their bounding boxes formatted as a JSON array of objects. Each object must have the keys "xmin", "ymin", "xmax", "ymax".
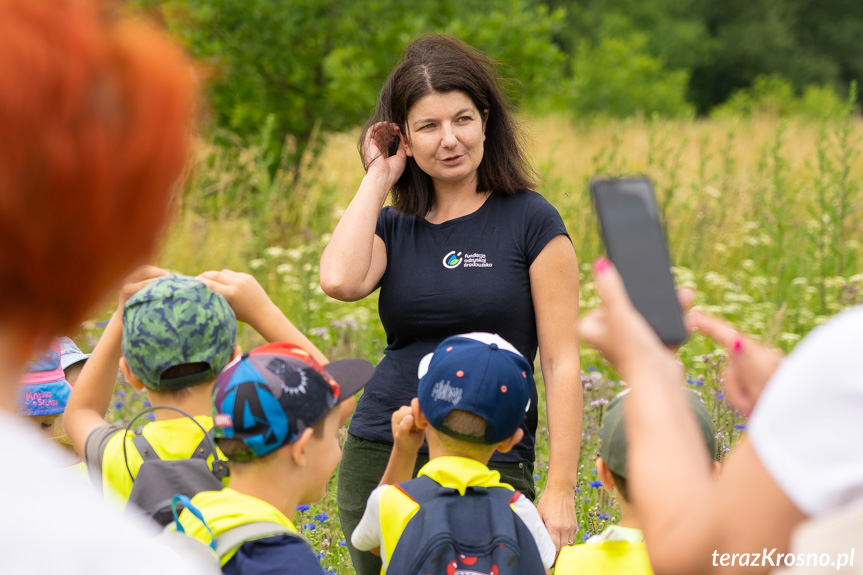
[{"xmin": 688, "ymin": 310, "xmax": 741, "ymax": 350}]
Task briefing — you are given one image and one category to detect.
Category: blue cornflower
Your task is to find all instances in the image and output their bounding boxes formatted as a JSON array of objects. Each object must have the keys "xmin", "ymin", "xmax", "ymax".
[
  {"xmin": 316, "ymin": 551, "xmax": 325, "ymax": 559},
  {"xmin": 534, "ymin": 474, "xmax": 541, "ymax": 481},
  {"xmin": 589, "ymin": 480, "xmax": 603, "ymax": 488},
  {"xmin": 339, "ymin": 540, "xmax": 347, "ymax": 547},
  {"xmin": 587, "ymin": 366, "xmax": 597, "ymax": 372},
  {"xmin": 142, "ymin": 400, "xmax": 152, "ymax": 408},
  {"xmin": 296, "ymin": 504, "xmax": 311, "ymax": 512},
  {"xmin": 114, "ymin": 401, "xmax": 125, "ymax": 409},
  {"xmin": 303, "ymin": 522, "xmax": 316, "ymax": 531},
  {"xmin": 715, "ymin": 392, "xmax": 724, "ymax": 400},
  {"xmin": 733, "ymin": 424, "xmax": 746, "ymax": 430},
  {"xmin": 583, "ymin": 533, "xmax": 591, "ymax": 541},
  {"xmin": 314, "ymin": 512, "xmax": 330, "ymax": 523},
  {"xmin": 145, "ymin": 413, "xmax": 155, "ymax": 421},
  {"xmin": 116, "ymin": 390, "xmax": 126, "ymax": 398}
]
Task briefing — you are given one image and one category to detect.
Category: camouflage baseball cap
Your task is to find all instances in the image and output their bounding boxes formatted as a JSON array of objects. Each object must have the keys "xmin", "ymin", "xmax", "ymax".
[{"xmin": 122, "ymin": 274, "xmax": 237, "ymax": 391}]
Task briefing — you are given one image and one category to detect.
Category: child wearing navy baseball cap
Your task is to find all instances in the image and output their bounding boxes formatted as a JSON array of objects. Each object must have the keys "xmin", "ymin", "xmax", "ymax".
[
  {"xmin": 351, "ymin": 332, "xmax": 556, "ymax": 574},
  {"xmin": 171, "ymin": 341, "xmax": 374, "ymax": 574}
]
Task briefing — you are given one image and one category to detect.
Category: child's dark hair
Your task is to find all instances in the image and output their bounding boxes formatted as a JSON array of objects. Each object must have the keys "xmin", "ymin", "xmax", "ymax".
[{"xmin": 359, "ymin": 34, "xmax": 537, "ymax": 219}]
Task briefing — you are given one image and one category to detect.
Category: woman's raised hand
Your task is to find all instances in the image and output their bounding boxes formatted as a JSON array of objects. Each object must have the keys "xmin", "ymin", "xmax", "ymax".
[{"xmin": 364, "ymin": 121, "xmax": 407, "ymax": 187}]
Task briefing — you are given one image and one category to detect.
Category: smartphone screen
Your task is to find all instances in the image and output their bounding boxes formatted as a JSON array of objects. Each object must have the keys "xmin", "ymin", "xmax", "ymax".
[{"xmin": 590, "ymin": 177, "xmax": 687, "ymax": 346}]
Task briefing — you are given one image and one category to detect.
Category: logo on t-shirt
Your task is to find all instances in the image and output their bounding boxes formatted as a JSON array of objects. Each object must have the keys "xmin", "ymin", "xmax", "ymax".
[
  {"xmin": 442, "ymin": 251, "xmax": 493, "ymax": 269},
  {"xmin": 443, "ymin": 251, "xmax": 463, "ymax": 269}
]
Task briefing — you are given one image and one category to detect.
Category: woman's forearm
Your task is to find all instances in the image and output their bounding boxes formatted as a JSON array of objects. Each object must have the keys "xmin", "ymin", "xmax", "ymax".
[{"xmin": 320, "ymin": 172, "xmax": 390, "ymax": 301}]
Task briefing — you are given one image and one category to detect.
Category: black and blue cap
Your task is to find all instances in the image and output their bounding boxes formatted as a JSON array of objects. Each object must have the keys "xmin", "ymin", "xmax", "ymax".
[
  {"xmin": 211, "ymin": 342, "xmax": 373, "ymax": 460},
  {"xmin": 417, "ymin": 333, "xmax": 532, "ymax": 445}
]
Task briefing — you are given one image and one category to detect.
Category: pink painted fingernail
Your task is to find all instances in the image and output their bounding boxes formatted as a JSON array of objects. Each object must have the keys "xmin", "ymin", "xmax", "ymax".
[{"xmin": 594, "ymin": 257, "xmax": 610, "ymax": 274}]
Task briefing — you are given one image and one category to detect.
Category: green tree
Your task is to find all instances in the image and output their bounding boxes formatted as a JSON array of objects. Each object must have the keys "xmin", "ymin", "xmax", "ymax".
[{"xmin": 137, "ymin": 0, "xmax": 565, "ymax": 179}]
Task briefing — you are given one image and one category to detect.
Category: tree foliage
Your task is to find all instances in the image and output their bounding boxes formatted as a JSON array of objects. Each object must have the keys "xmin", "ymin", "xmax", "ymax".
[{"xmin": 138, "ymin": 0, "xmax": 565, "ymax": 176}]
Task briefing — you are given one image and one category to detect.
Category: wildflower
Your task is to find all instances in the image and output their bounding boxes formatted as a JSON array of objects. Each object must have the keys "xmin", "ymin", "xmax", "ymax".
[
  {"xmin": 296, "ymin": 504, "xmax": 311, "ymax": 512},
  {"xmin": 733, "ymin": 424, "xmax": 746, "ymax": 430},
  {"xmin": 95, "ymin": 319, "xmax": 110, "ymax": 328},
  {"xmin": 303, "ymin": 522, "xmax": 317, "ymax": 531},
  {"xmin": 589, "ymin": 480, "xmax": 603, "ymax": 488},
  {"xmin": 264, "ymin": 246, "xmax": 285, "ymax": 258},
  {"xmin": 590, "ymin": 398, "xmax": 609, "ymax": 406},
  {"xmin": 339, "ymin": 541, "xmax": 347, "ymax": 547},
  {"xmin": 587, "ymin": 366, "xmax": 597, "ymax": 372},
  {"xmin": 316, "ymin": 551, "xmax": 325, "ymax": 559},
  {"xmin": 314, "ymin": 512, "xmax": 330, "ymax": 523},
  {"xmin": 145, "ymin": 413, "xmax": 155, "ymax": 421},
  {"xmin": 142, "ymin": 400, "xmax": 152, "ymax": 408},
  {"xmin": 249, "ymin": 258, "xmax": 266, "ymax": 270},
  {"xmin": 114, "ymin": 401, "xmax": 125, "ymax": 409},
  {"xmin": 583, "ymin": 533, "xmax": 591, "ymax": 541},
  {"xmin": 715, "ymin": 392, "xmax": 725, "ymax": 400},
  {"xmin": 534, "ymin": 474, "xmax": 541, "ymax": 481},
  {"xmin": 116, "ymin": 390, "xmax": 126, "ymax": 398}
]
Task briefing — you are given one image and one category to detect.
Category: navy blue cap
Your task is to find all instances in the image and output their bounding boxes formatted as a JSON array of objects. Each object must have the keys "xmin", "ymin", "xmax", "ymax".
[{"xmin": 417, "ymin": 333, "xmax": 532, "ymax": 445}]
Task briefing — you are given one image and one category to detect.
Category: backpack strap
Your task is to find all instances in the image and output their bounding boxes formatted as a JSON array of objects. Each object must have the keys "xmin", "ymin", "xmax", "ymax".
[
  {"xmin": 396, "ymin": 474, "xmax": 453, "ymax": 504},
  {"xmin": 132, "ymin": 434, "xmax": 160, "ymax": 462},
  {"xmin": 214, "ymin": 522, "xmax": 310, "ymax": 560}
]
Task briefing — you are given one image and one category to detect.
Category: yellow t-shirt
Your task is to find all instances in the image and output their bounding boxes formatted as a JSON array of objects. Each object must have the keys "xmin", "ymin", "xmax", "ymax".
[
  {"xmin": 86, "ymin": 415, "xmax": 226, "ymax": 501},
  {"xmin": 556, "ymin": 525, "xmax": 654, "ymax": 575}
]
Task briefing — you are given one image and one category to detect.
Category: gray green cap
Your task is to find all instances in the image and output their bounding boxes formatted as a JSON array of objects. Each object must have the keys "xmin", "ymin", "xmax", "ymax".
[
  {"xmin": 600, "ymin": 388, "xmax": 716, "ymax": 478},
  {"xmin": 121, "ymin": 274, "xmax": 237, "ymax": 390}
]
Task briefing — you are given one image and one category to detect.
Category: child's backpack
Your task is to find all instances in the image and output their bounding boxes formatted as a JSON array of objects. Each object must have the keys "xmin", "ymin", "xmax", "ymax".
[
  {"xmin": 386, "ymin": 475, "xmax": 546, "ymax": 575},
  {"xmin": 122, "ymin": 406, "xmax": 230, "ymax": 527}
]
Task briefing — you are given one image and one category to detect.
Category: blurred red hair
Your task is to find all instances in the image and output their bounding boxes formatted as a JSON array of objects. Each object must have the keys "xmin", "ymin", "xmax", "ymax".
[{"xmin": 0, "ymin": 0, "xmax": 195, "ymax": 337}]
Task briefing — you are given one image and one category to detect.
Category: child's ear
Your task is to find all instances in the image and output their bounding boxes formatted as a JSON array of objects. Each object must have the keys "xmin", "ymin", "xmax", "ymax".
[
  {"xmin": 496, "ymin": 428, "xmax": 524, "ymax": 454},
  {"xmin": 596, "ymin": 457, "xmax": 616, "ymax": 490},
  {"xmin": 289, "ymin": 427, "xmax": 315, "ymax": 468},
  {"xmin": 411, "ymin": 398, "xmax": 429, "ymax": 429},
  {"xmin": 119, "ymin": 357, "xmax": 145, "ymax": 391}
]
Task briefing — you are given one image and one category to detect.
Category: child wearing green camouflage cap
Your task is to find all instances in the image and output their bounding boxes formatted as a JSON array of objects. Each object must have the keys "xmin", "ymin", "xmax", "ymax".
[
  {"xmin": 65, "ymin": 266, "xmax": 331, "ymax": 502},
  {"xmin": 555, "ymin": 388, "xmax": 719, "ymax": 575}
]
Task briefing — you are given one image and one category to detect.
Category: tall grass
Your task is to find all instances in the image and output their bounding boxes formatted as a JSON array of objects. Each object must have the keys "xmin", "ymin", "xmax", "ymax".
[{"xmin": 82, "ymin": 111, "xmax": 863, "ymax": 573}]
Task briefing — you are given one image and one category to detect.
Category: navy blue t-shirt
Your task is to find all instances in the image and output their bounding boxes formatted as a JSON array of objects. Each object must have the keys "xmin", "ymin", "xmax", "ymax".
[
  {"xmin": 222, "ymin": 535, "xmax": 324, "ymax": 575},
  {"xmin": 348, "ymin": 189, "xmax": 570, "ymax": 463}
]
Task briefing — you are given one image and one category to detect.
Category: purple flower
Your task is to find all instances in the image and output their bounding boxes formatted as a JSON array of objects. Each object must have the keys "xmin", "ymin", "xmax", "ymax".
[
  {"xmin": 338, "ymin": 540, "xmax": 347, "ymax": 547},
  {"xmin": 314, "ymin": 512, "xmax": 330, "ymax": 523},
  {"xmin": 296, "ymin": 504, "xmax": 311, "ymax": 512},
  {"xmin": 534, "ymin": 474, "xmax": 541, "ymax": 481},
  {"xmin": 733, "ymin": 424, "xmax": 746, "ymax": 430},
  {"xmin": 303, "ymin": 522, "xmax": 316, "ymax": 531},
  {"xmin": 589, "ymin": 480, "xmax": 603, "ymax": 488}
]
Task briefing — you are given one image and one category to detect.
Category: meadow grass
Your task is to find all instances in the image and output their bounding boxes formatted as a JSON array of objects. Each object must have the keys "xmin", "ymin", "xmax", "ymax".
[{"xmin": 83, "ymin": 112, "xmax": 863, "ymax": 573}]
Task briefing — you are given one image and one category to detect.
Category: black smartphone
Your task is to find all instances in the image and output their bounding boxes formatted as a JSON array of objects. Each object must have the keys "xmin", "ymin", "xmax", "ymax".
[{"xmin": 590, "ymin": 176, "xmax": 687, "ymax": 346}]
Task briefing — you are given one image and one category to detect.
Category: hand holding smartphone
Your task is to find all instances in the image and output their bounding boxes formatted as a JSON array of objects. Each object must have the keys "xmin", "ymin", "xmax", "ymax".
[{"xmin": 590, "ymin": 176, "xmax": 687, "ymax": 346}]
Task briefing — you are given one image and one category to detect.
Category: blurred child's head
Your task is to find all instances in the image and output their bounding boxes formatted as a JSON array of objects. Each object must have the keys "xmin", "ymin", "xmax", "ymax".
[
  {"xmin": 58, "ymin": 336, "xmax": 90, "ymax": 386},
  {"xmin": 415, "ymin": 333, "xmax": 531, "ymax": 461},
  {"xmin": 119, "ymin": 274, "xmax": 238, "ymax": 398},
  {"xmin": 597, "ymin": 388, "xmax": 717, "ymax": 503},
  {"xmin": 19, "ymin": 339, "xmax": 73, "ymax": 446},
  {"xmin": 211, "ymin": 343, "xmax": 372, "ymax": 503}
]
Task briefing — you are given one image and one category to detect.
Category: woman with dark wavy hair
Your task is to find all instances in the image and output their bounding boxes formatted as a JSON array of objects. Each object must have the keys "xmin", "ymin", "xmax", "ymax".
[{"xmin": 321, "ymin": 34, "xmax": 582, "ymax": 573}]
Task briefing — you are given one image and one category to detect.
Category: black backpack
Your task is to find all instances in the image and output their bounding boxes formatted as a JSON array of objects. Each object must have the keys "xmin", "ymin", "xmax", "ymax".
[
  {"xmin": 386, "ymin": 475, "xmax": 546, "ymax": 575},
  {"xmin": 122, "ymin": 406, "xmax": 230, "ymax": 527}
]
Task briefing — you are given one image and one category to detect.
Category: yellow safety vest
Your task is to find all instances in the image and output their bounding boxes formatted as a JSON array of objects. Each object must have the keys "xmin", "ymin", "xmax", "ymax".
[
  {"xmin": 378, "ymin": 456, "xmax": 518, "ymax": 573},
  {"xmin": 177, "ymin": 488, "xmax": 301, "ymax": 565},
  {"xmin": 556, "ymin": 531, "xmax": 654, "ymax": 575},
  {"xmin": 100, "ymin": 415, "xmax": 227, "ymax": 501}
]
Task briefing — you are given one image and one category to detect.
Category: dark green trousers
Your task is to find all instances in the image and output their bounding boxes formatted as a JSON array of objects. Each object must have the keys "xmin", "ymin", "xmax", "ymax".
[{"xmin": 337, "ymin": 433, "xmax": 535, "ymax": 575}]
